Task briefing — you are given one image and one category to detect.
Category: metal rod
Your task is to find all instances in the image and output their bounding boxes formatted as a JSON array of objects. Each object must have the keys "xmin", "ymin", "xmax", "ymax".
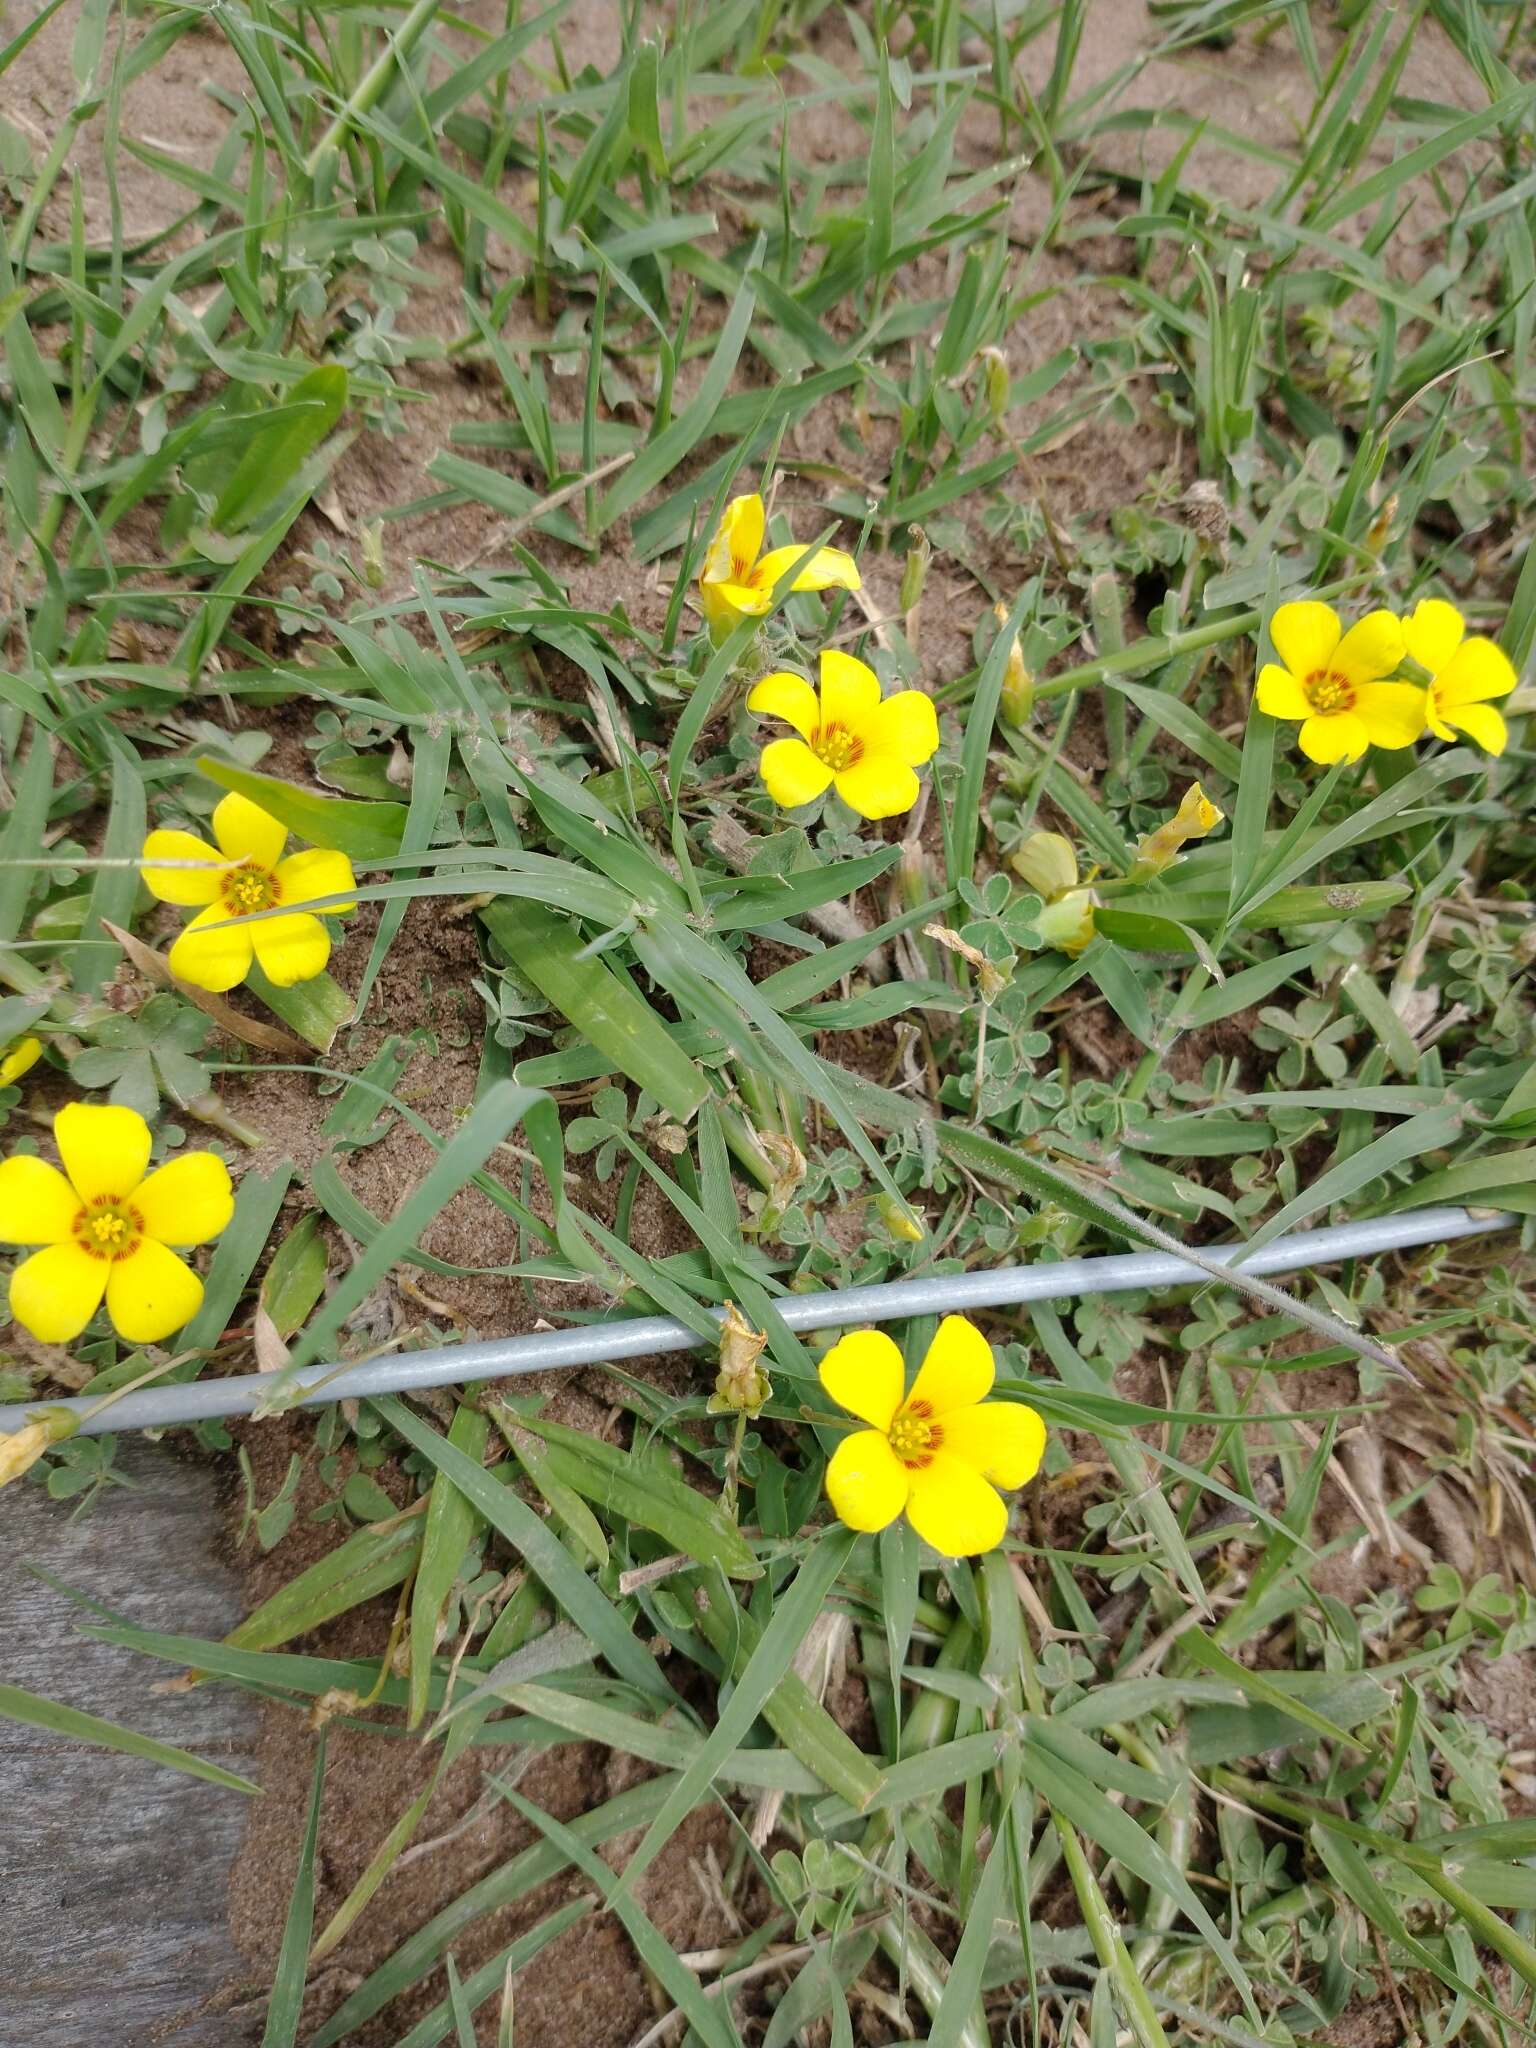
[{"xmin": 0, "ymin": 1206, "xmax": 1508, "ymax": 1441}]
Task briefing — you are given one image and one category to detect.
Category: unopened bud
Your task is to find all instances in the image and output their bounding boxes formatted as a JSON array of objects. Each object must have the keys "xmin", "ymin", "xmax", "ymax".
[
  {"xmin": 1033, "ymin": 889, "xmax": 1096, "ymax": 956},
  {"xmin": 876, "ymin": 1192, "xmax": 925, "ymax": 1243},
  {"xmin": 994, "ymin": 604, "xmax": 1033, "ymax": 725},
  {"xmin": 899, "ymin": 840, "xmax": 930, "ymax": 911},
  {"xmin": 900, "ymin": 529, "xmax": 931, "ymax": 614},
  {"xmin": 1010, "ymin": 830, "xmax": 1079, "ymax": 902},
  {"xmin": 1128, "ymin": 782, "xmax": 1224, "ymax": 882},
  {"xmin": 361, "ymin": 519, "xmax": 386, "ymax": 589},
  {"xmin": 979, "ymin": 347, "xmax": 1010, "ymax": 423}
]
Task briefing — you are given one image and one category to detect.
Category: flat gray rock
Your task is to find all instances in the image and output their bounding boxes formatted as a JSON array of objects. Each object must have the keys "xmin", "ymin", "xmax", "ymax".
[{"xmin": 0, "ymin": 1439, "xmax": 258, "ymax": 2047}]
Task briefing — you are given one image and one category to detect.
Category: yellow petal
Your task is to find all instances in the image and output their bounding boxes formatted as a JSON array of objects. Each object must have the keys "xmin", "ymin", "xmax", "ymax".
[
  {"xmin": 1254, "ymin": 663, "xmax": 1310, "ymax": 721},
  {"xmin": 169, "ymin": 902, "xmax": 255, "ymax": 992},
  {"xmin": 940, "ymin": 1400, "xmax": 1047, "ymax": 1489},
  {"xmin": 1175, "ymin": 783, "xmax": 1223, "ymax": 832},
  {"xmin": 747, "ymin": 671, "xmax": 820, "ymax": 740},
  {"xmin": 56, "ymin": 1101, "xmax": 152, "ymax": 1204},
  {"xmin": 818, "ymin": 1328, "xmax": 905, "ymax": 1429},
  {"xmin": 752, "ymin": 544, "xmax": 862, "ymax": 596},
  {"xmin": 868, "ymin": 690, "xmax": 939, "ymax": 766},
  {"xmin": 9, "ymin": 1241, "xmax": 107, "ymax": 1344},
  {"xmin": 907, "ymin": 1314, "xmax": 995, "ymax": 1417},
  {"xmin": 712, "ymin": 579, "xmax": 776, "ymax": 618},
  {"xmin": 275, "ymin": 846, "xmax": 358, "ymax": 913},
  {"xmin": 211, "ymin": 791, "xmax": 286, "ymax": 869},
  {"xmin": 105, "ymin": 1238, "xmax": 204, "ymax": 1345},
  {"xmin": 825, "ymin": 1427, "xmax": 909, "ymax": 1534},
  {"xmin": 714, "ymin": 493, "xmax": 764, "ymax": 578},
  {"xmin": 1011, "ymin": 832, "xmax": 1079, "ymax": 899},
  {"xmin": 134, "ymin": 1153, "xmax": 234, "ymax": 1247},
  {"xmin": 1298, "ymin": 711, "xmax": 1368, "ymax": 765},
  {"xmin": 905, "ymin": 1453, "xmax": 1007, "ymax": 1557},
  {"xmin": 1333, "ymin": 609, "xmax": 1405, "ymax": 687},
  {"xmin": 832, "ymin": 755, "xmax": 920, "ymax": 820},
  {"xmin": 1269, "ymin": 601, "xmax": 1340, "ymax": 678},
  {"xmin": 701, "ymin": 581, "xmax": 745, "ymax": 638},
  {"xmin": 1402, "ymin": 597, "xmax": 1464, "ymax": 674},
  {"xmin": 1443, "ymin": 701, "xmax": 1508, "ymax": 755},
  {"xmin": 1434, "ymin": 637, "xmax": 1517, "ymax": 706},
  {"xmin": 1352, "ymin": 682, "xmax": 1427, "ymax": 751},
  {"xmin": 250, "ymin": 910, "xmax": 332, "ymax": 987},
  {"xmin": 140, "ymin": 829, "xmax": 225, "ymax": 906},
  {"xmin": 818, "ymin": 649, "xmax": 882, "ymax": 734},
  {"xmin": 0, "ymin": 1155, "xmax": 80, "ymax": 1244},
  {"xmin": 0, "ymin": 1035, "xmax": 43, "ymax": 1088},
  {"xmin": 760, "ymin": 737, "xmax": 834, "ymax": 809}
]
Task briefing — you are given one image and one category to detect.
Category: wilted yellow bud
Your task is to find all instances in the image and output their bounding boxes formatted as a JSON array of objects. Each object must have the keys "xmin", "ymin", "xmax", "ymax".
[
  {"xmin": 994, "ymin": 603, "xmax": 1033, "ymax": 726},
  {"xmin": 1033, "ymin": 889, "xmax": 1096, "ymax": 956},
  {"xmin": 900, "ymin": 529, "xmax": 931, "ymax": 614},
  {"xmin": 877, "ymin": 1192, "xmax": 925, "ymax": 1243},
  {"xmin": 979, "ymin": 346, "xmax": 1010, "ymax": 423},
  {"xmin": 708, "ymin": 1302, "xmax": 771, "ymax": 1418},
  {"xmin": 1010, "ymin": 831, "xmax": 1079, "ymax": 902},
  {"xmin": 0, "ymin": 1408, "xmax": 77, "ymax": 1490},
  {"xmin": 1128, "ymin": 782, "xmax": 1225, "ymax": 882}
]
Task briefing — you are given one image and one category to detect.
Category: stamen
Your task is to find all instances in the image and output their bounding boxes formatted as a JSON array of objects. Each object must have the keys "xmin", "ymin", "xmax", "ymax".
[
  {"xmin": 1304, "ymin": 669, "xmax": 1355, "ymax": 715},
  {"xmin": 812, "ymin": 723, "xmax": 862, "ymax": 772}
]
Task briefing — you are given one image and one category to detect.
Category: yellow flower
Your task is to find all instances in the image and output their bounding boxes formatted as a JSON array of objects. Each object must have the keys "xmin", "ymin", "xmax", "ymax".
[
  {"xmin": 1403, "ymin": 598, "xmax": 1518, "ymax": 756},
  {"xmin": 749, "ymin": 650, "xmax": 939, "ymax": 821},
  {"xmin": 0, "ymin": 1035, "xmax": 43, "ymax": 1089},
  {"xmin": 0, "ymin": 1409, "xmax": 77, "ymax": 1491},
  {"xmin": 1129, "ymin": 782, "xmax": 1225, "ymax": 881},
  {"xmin": 142, "ymin": 792, "xmax": 356, "ymax": 991},
  {"xmin": 0, "ymin": 1103, "xmax": 233, "ymax": 1345},
  {"xmin": 818, "ymin": 1315, "xmax": 1045, "ymax": 1557},
  {"xmin": 1255, "ymin": 601, "xmax": 1425, "ymax": 764},
  {"xmin": 699, "ymin": 492, "xmax": 861, "ymax": 641}
]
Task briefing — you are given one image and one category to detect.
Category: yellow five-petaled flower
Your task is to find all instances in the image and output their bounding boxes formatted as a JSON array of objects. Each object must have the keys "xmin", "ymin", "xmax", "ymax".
[
  {"xmin": 1256, "ymin": 603, "xmax": 1425, "ymax": 764},
  {"xmin": 698, "ymin": 492, "xmax": 861, "ymax": 641},
  {"xmin": 1403, "ymin": 598, "xmax": 1517, "ymax": 757},
  {"xmin": 0, "ymin": 1103, "xmax": 233, "ymax": 1345},
  {"xmin": 142, "ymin": 792, "xmax": 356, "ymax": 992},
  {"xmin": 819, "ymin": 1314, "xmax": 1046, "ymax": 1556},
  {"xmin": 749, "ymin": 650, "xmax": 939, "ymax": 821}
]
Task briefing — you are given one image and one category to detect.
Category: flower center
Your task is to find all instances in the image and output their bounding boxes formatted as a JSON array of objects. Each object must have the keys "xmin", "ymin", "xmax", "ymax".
[
  {"xmin": 888, "ymin": 1400, "xmax": 942, "ymax": 1469},
  {"xmin": 223, "ymin": 863, "xmax": 279, "ymax": 914},
  {"xmin": 1304, "ymin": 669, "xmax": 1356, "ymax": 715},
  {"xmin": 812, "ymin": 723, "xmax": 863, "ymax": 772},
  {"xmin": 72, "ymin": 1196, "xmax": 144, "ymax": 1262}
]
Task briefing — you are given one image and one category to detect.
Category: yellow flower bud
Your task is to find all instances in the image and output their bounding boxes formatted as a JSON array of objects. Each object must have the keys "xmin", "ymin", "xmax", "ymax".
[
  {"xmin": 1033, "ymin": 889, "xmax": 1096, "ymax": 956},
  {"xmin": 707, "ymin": 1302, "xmax": 771, "ymax": 1418},
  {"xmin": 0, "ymin": 1035, "xmax": 43, "ymax": 1089},
  {"xmin": 1010, "ymin": 831, "xmax": 1079, "ymax": 902},
  {"xmin": 994, "ymin": 603, "xmax": 1034, "ymax": 726},
  {"xmin": 1128, "ymin": 782, "xmax": 1225, "ymax": 882},
  {"xmin": 877, "ymin": 1192, "xmax": 926, "ymax": 1243},
  {"xmin": 0, "ymin": 1408, "xmax": 78, "ymax": 1491}
]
